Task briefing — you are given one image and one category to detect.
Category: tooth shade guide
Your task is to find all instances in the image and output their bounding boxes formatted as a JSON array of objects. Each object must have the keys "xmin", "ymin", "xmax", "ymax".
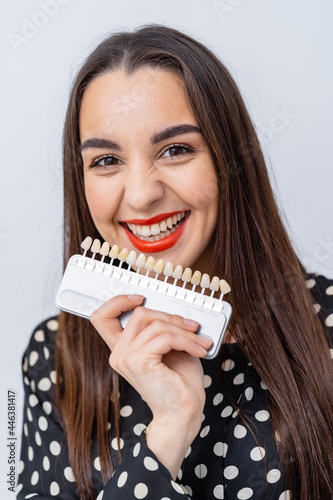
[{"xmin": 81, "ymin": 236, "xmax": 93, "ymax": 257}]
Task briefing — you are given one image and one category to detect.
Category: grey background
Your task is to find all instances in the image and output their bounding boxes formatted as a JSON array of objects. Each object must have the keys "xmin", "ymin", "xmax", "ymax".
[{"xmin": 1, "ymin": 0, "xmax": 332, "ymax": 496}]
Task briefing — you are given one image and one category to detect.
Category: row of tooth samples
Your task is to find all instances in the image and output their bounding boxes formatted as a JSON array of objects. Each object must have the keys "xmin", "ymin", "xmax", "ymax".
[{"xmin": 81, "ymin": 237, "xmax": 231, "ymax": 297}]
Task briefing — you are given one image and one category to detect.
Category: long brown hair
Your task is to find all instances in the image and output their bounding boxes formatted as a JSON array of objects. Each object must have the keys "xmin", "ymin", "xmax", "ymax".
[{"xmin": 56, "ymin": 25, "xmax": 333, "ymax": 500}]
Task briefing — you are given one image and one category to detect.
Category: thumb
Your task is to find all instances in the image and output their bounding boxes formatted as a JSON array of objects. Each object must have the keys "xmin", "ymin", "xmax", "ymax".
[{"xmin": 90, "ymin": 294, "xmax": 144, "ymax": 350}]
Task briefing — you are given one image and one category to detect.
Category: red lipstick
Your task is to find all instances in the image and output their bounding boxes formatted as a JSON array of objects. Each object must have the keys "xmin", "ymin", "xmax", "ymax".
[{"xmin": 122, "ymin": 211, "xmax": 183, "ymax": 225}]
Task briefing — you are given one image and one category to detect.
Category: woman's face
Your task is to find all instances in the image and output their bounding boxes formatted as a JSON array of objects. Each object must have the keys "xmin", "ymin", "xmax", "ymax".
[{"xmin": 79, "ymin": 68, "xmax": 218, "ymax": 274}]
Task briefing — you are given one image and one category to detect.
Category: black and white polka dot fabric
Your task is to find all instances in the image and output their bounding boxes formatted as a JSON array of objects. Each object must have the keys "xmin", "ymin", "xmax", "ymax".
[{"xmin": 17, "ymin": 274, "xmax": 333, "ymax": 499}]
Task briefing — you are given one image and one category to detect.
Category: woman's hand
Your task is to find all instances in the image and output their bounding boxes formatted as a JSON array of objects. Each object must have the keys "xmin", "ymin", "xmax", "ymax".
[{"xmin": 90, "ymin": 294, "xmax": 212, "ymax": 478}]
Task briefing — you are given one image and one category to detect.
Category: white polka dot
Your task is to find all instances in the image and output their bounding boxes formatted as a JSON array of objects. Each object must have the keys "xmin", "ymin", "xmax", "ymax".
[
  {"xmin": 279, "ymin": 491, "xmax": 291, "ymax": 500},
  {"xmin": 133, "ymin": 443, "xmax": 141, "ymax": 457},
  {"xmin": 326, "ymin": 285, "xmax": 333, "ymax": 295},
  {"xmin": 34, "ymin": 329, "xmax": 45, "ymax": 342},
  {"xmin": 29, "ymin": 394, "xmax": 39, "ymax": 407},
  {"xmin": 200, "ymin": 425, "xmax": 210, "ymax": 438},
  {"xmin": 171, "ymin": 480, "xmax": 185, "ymax": 493},
  {"xmin": 325, "ymin": 314, "xmax": 333, "ymax": 327},
  {"xmin": 64, "ymin": 466, "xmax": 75, "ymax": 482},
  {"xmin": 25, "ymin": 492, "xmax": 38, "ymax": 498},
  {"xmin": 38, "ymin": 378, "xmax": 52, "ymax": 391},
  {"xmin": 223, "ymin": 465, "xmax": 239, "ymax": 479},
  {"xmin": 213, "ymin": 441, "xmax": 228, "ymax": 457},
  {"xmin": 184, "ymin": 485, "xmax": 193, "ymax": 496},
  {"xmin": 24, "ymin": 376, "xmax": 29, "ymax": 386},
  {"xmin": 213, "ymin": 484, "xmax": 224, "ymax": 499},
  {"xmin": 50, "ymin": 441, "xmax": 61, "ymax": 456},
  {"xmin": 133, "ymin": 423, "xmax": 146, "ymax": 436},
  {"xmin": 161, "ymin": 498, "xmax": 172, "ymax": 500},
  {"xmin": 28, "ymin": 446, "xmax": 34, "ymax": 461},
  {"xmin": 233, "ymin": 373, "xmax": 244, "ymax": 385},
  {"xmin": 194, "ymin": 463, "xmax": 207, "ymax": 478},
  {"xmin": 31, "ymin": 380, "xmax": 36, "ymax": 393},
  {"xmin": 313, "ymin": 303, "xmax": 321, "ymax": 314},
  {"xmin": 94, "ymin": 456, "xmax": 101, "ymax": 471},
  {"xmin": 232, "ymin": 409, "xmax": 239, "ymax": 418},
  {"xmin": 250, "ymin": 446, "xmax": 265, "ymax": 461},
  {"xmin": 24, "ymin": 423, "xmax": 29, "ymax": 437},
  {"xmin": 31, "ymin": 471, "xmax": 39, "ymax": 485},
  {"xmin": 144, "ymin": 456, "xmax": 159, "ymax": 471},
  {"xmin": 29, "ymin": 351, "xmax": 39, "ymax": 367},
  {"xmin": 221, "ymin": 406, "xmax": 233, "ymax": 418},
  {"xmin": 120, "ymin": 405, "xmax": 133, "ymax": 417},
  {"xmin": 43, "ymin": 401, "xmax": 52, "ymax": 415},
  {"xmin": 23, "ymin": 357, "xmax": 28, "ymax": 373},
  {"xmin": 96, "ymin": 491, "xmax": 104, "ymax": 500},
  {"xmin": 213, "ymin": 393, "xmax": 223, "ymax": 405},
  {"xmin": 305, "ymin": 278, "xmax": 315, "ymax": 288},
  {"xmin": 204, "ymin": 374, "xmax": 212, "ymax": 388},
  {"xmin": 177, "ymin": 468, "xmax": 182, "ymax": 480},
  {"xmin": 16, "ymin": 484, "xmax": 23, "ymax": 494},
  {"xmin": 237, "ymin": 487, "xmax": 253, "ymax": 499},
  {"xmin": 50, "ymin": 481, "xmax": 60, "ymax": 495},
  {"xmin": 222, "ymin": 359, "xmax": 235, "ymax": 371},
  {"xmin": 234, "ymin": 425, "xmax": 247, "ymax": 438},
  {"xmin": 185, "ymin": 446, "xmax": 192, "ymax": 458},
  {"xmin": 47, "ymin": 319, "xmax": 59, "ymax": 331},
  {"xmin": 43, "ymin": 456, "xmax": 50, "ymax": 470},
  {"xmin": 19, "ymin": 460, "xmax": 25, "ymax": 474},
  {"xmin": 44, "ymin": 347, "xmax": 50, "ymax": 360},
  {"xmin": 111, "ymin": 437, "xmax": 124, "ymax": 450},
  {"xmin": 50, "ymin": 371, "xmax": 56, "ymax": 384},
  {"xmin": 255, "ymin": 410, "xmax": 270, "ymax": 422},
  {"xmin": 266, "ymin": 468, "xmax": 281, "ymax": 483},
  {"xmin": 260, "ymin": 380, "xmax": 268, "ymax": 390},
  {"xmin": 117, "ymin": 471, "xmax": 128, "ymax": 487},
  {"xmin": 245, "ymin": 387, "xmax": 253, "ymax": 400},
  {"xmin": 35, "ymin": 431, "xmax": 42, "ymax": 446},
  {"xmin": 38, "ymin": 416, "xmax": 48, "ymax": 431},
  {"xmin": 134, "ymin": 482, "xmax": 148, "ymax": 498},
  {"xmin": 27, "ymin": 407, "xmax": 33, "ymax": 422}
]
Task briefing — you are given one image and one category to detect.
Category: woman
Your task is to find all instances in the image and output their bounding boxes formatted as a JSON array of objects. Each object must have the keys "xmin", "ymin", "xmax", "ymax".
[{"xmin": 17, "ymin": 25, "xmax": 333, "ymax": 500}]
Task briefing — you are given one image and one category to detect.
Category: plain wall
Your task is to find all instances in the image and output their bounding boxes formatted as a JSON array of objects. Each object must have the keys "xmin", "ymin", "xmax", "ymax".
[{"xmin": 1, "ymin": 1, "xmax": 332, "ymax": 496}]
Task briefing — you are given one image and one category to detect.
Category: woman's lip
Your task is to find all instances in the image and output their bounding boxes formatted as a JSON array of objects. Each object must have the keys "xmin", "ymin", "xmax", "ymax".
[
  {"xmin": 122, "ymin": 212, "xmax": 190, "ymax": 253},
  {"xmin": 121, "ymin": 210, "xmax": 185, "ymax": 225}
]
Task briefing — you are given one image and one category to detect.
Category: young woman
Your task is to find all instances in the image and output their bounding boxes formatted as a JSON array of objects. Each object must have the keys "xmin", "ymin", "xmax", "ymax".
[{"xmin": 17, "ymin": 25, "xmax": 333, "ymax": 500}]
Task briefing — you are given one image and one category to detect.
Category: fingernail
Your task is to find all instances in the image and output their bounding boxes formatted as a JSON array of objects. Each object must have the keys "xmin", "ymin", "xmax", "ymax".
[
  {"xmin": 128, "ymin": 294, "xmax": 144, "ymax": 301},
  {"xmin": 183, "ymin": 318, "xmax": 199, "ymax": 327},
  {"xmin": 197, "ymin": 336, "xmax": 213, "ymax": 347}
]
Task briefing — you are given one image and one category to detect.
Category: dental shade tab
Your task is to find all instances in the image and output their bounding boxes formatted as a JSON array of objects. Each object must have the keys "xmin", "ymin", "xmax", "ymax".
[{"xmin": 56, "ymin": 237, "xmax": 232, "ymax": 359}]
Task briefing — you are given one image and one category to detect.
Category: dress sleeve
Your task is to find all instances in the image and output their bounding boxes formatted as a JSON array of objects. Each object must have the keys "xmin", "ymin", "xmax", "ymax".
[{"xmin": 101, "ymin": 433, "xmax": 192, "ymax": 500}]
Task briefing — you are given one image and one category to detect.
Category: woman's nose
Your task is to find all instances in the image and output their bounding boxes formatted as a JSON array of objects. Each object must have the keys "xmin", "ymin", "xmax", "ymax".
[{"xmin": 123, "ymin": 166, "xmax": 165, "ymax": 212}]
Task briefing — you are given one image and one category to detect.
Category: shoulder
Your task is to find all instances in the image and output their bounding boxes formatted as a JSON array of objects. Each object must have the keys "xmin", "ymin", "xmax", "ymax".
[
  {"xmin": 306, "ymin": 273, "xmax": 333, "ymax": 335},
  {"xmin": 22, "ymin": 315, "xmax": 59, "ymax": 386}
]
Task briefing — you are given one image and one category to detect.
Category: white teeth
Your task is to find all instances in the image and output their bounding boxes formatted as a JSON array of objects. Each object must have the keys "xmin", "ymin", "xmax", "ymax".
[
  {"xmin": 151, "ymin": 223, "xmax": 160, "ymax": 235},
  {"xmin": 126, "ymin": 212, "xmax": 187, "ymax": 241},
  {"xmin": 142, "ymin": 225, "xmax": 150, "ymax": 237}
]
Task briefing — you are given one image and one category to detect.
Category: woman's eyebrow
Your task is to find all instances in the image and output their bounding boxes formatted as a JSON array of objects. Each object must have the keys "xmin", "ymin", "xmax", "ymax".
[
  {"xmin": 79, "ymin": 138, "xmax": 120, "ymax": 152},
  {"xmin": 79, "ymin": 124, "xmax": 201, "ymax": 152},
  {"xmin": 151, "ymin": 124, "xmax": 201, "ymax": 144}
]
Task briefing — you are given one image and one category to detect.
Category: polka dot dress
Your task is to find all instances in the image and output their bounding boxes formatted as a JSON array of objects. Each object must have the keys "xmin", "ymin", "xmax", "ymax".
[{"xmin": 17, "ymin": 274, "xmax": 333, "ymax": 499}]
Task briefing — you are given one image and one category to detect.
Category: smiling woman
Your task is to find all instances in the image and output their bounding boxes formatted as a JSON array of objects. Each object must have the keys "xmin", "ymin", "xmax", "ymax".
[
  {"xmin": 80, "ymin": 69, "xmax": 218, "ymax": 267},
  {"xmin": 17, "ymin": 25, "xmax": 333, "ymax": 500}
]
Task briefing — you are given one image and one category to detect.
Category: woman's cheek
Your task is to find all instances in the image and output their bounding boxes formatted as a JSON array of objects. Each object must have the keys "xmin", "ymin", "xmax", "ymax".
[{"xmin": 84, "ymin": 179, "xmax": 119, "ymax": 224}]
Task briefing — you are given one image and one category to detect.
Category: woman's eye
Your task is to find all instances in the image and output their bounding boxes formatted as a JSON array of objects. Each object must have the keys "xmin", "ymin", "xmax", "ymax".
[
  {"xmin": 161, "ymin": 144, "xmax": 193, "ymax": 158},
  {"xmin": 89, "ymin": 155, "xmax": 121, "ymax": 169}
]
